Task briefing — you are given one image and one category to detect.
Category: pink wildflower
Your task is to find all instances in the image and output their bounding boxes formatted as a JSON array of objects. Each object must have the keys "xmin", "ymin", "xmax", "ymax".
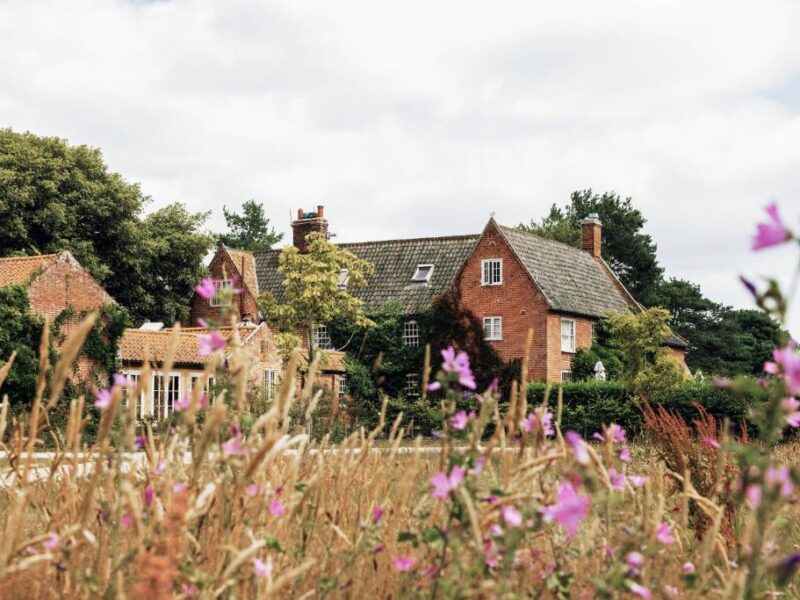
[
  {"xmin": 702, "ymin": 437, "xmax": 721, "ymax": 449},
  {"xmin": 113, "ymin": 373, "xmax": 132, "ymax": 388},
  {"xmin": 681, "ymin": 561, "xmax": 695, "ymax": 574},
  {"xmin": 783, "ymin": 397, "xmax": 800, "ymax": 427},
  {"xmin": 629, "ymin": 583, "xmax": 652, "ymax": 599},
  {"xmin": 253, "ymin": 556, "xmax": 273, "ymax": 577},
  {"xmin": 522, "ymin": 407, "xmax": 554, "ymax": 437},
  {"xmin": 619, "ymin": 447, "xmax": 632, "ymax": 462},
  {"xmin": 195, "ymin": 276, "xmax": 217, "ymax": 300},
  {"xmin": 765, "ymin": 342, "xmax": 800, "ymax": 396},
  {"xmin": 429, "ymin": 466, "xmax": 466, "ymax": 500},
  {"xmin": 593, "ymin": 423, "xmax": 626, "ymax": 443},
  {"xmin": 143, "ymin": 486, "xmax": 154, "ymax": 506},
  {"xmin": 766, "ymin": 466, "xmax": 794, "ymax": 497},
  {"xmin": 656, "ymin": 522, "xmax": 675, "ymax": 545},
  {"xmin": 94, "ymin": 388, "xmax": 112, "ymax": 410},
  {"xmin": 198, "ymin": 331, "xmax": 226, "ymax": 357},
  {"xmin": 474, "ymin": 455, "xmax": 486, "ymax": 475},
  {"xmin": 630, "ymin": 475, "xmax": 647, "ymax": 488},
  {"xmin": 753, "ymin": 202, "xmax": 791, "ymax": 251},
  {"xmin": 43, "ymin": 534, "xmax": 59, "ymax": 550},
  {"xmin": 565, "ymin": 431, "xmax": 590, "ymax": 465},
  {"xmin": 540, "ymin": 480, "xmax": 591, "ymax": 540},
  {"xmin": 222, "ymin": 434, "xmax": 247, "ymax": 457},
  {"xmin": 392, "ymin": 555, "xmax": 417, "ymax": 572},
  {"xmin": 501, "ymin": 505, "xmax": 523, "ymax": 528},
  {"xmin": 626, "ymin": 551, "xmax": 644, "ymax": 570},
  {"xmin": 172, "ymin": 482, "xmax": 186, "ymax": 494},
  {"xmin": 451, "ymin": 410, "xmax": 469, "ymax": 431},
  {"xmin": 174, "ymin": 394, "xmax": 191, "ymax": 412},
  {"xmin": 608, "ymin": 468, "xmax": 626, "ymax": 490},
  {"xmin": 746, "ymin": 484, "xmax": 762, "ymax": 508},
  {"xmin": 120, "ymin": 511, "xmax": 133, "ymax": 529},
  {"xmin": 440, "ymin": 346, "xmax": 476, "ymax": 390},
  {"xmin": 269, "ymin": 498, "xmax": 286, "ymax": 517},
  {"xmin": 373, "ymin": 504, "xmax": 385, "ymax": 524},
  {"xmin": 663, "ymin": 585, "xmax": 679, "ymax": 598}
]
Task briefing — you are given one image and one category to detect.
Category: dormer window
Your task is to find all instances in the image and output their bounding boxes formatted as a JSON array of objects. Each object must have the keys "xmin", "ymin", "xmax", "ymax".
[
  {"xmin": 411, "ymin": 264, "xmax": 434, "ymax": 283},
  {"xmin": 338, "ymin": 269, "xmax": 349, "ymax": 290}
]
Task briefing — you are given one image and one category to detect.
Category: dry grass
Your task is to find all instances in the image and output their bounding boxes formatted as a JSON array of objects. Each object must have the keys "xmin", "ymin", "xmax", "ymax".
[{"xmin": 0, "ymin": 321, "xmax": 799, "ymax": 598}]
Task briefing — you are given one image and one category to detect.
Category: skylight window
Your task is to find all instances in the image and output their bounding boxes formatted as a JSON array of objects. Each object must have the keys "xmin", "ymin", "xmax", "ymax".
[
  {"xmin": 338, "ymin": 268, "xmax": 349, "ymax": 290},
  {"xmin": 411, "ymin": 264, "xmax": 434, "ymax": 283}
]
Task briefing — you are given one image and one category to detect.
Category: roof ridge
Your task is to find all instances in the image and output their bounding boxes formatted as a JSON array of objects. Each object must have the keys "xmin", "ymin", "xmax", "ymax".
[
  {"xmin": 497, "ymin": 223, "xmax": 590, "ymax": 257},
  {"xmin": 252, "ymin": 233, "xmax": 479, "ymax": 256},
  {"xmin": 0, "ymin": 253, "xmax": 59, "ymax": 262}
]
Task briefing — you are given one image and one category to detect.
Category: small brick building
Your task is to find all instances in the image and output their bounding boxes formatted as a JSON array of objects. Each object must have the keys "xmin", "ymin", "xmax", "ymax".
[
  {"xmin": 191, "ymin": 206, "xmax": 687, "ymax": 389},
  {"xmin": 118, "ymin": 322, "xmax": 283, "ymax": 420},
  {"xmin": 0, "ymin": 251, "xmax": 116, "ymax": 379}
]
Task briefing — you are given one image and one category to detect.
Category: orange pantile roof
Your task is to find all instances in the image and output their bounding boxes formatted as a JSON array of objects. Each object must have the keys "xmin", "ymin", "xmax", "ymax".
[
  {"xmin": 120, "ymin": 324, "xmax": 262, "ymax": 365},
  {"xmin": 0, "ymin": 254, "xmax": 58, "ymax": 287}
]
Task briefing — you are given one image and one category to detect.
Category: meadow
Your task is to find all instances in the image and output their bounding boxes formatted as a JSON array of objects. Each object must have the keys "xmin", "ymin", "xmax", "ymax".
[{"xmin": 1, "ymin": 315, "xmax": 800, "ymax": 600}]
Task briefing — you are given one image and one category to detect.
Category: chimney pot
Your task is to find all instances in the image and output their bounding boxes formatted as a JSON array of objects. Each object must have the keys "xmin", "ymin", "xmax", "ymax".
[
  {"xmin": 297, "ymin": 208, "xmax": 303, "ymax": 220},
  {"xmin": 317, "ymin": 205, "xmax": 324, "ymax": 218}
]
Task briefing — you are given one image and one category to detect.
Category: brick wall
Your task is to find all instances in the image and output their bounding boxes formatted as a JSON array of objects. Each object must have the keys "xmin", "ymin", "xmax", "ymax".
[
  {"xmin": 455, "ymin": 222, "xmax": 550, "ymax": 381},
  {"xmin": 27, "ymin": 253, "xmax": 115, "ymax": 382},
  {"xmin": 190, "ymin": 249, "xmax": 260, "ymax": 326},
  {"xmin": 545, "ymin": 313, "xmax": 595, "ymax": 381}
]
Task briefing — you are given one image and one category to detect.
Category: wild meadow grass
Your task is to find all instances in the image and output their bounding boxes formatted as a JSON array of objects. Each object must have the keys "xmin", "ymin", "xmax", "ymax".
[{"xmin": 1, "ymin": 316, "xmax": 800, "ymax": 599}]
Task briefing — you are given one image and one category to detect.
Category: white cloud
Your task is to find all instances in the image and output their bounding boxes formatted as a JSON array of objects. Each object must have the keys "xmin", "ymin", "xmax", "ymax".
[{"xmin": 2, "ymin": 0, "xmax": 800, "ymax": 329}]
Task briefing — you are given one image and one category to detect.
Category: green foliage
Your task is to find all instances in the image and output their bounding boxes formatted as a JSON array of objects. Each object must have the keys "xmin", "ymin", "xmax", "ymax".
[
  {"xmin": 260, "ymin": 231, "xmax": 375, "ymax": 361},
  {"xmin": 527, "ymin": 378, "xmax": 760, "ymax": 436},
  {"xmin": 605, "ymin": 307, "xmax": 685, "ymax": 395},
  {"xmin": 76, "ymin": 304, "xmax": 131, "ymax": 376},
  {"xmin": 571, "ymin": 344, "xmax": 623, "ymax": 382},
  {"xmin": 0, "ymin": 129, "xmax": 215, "ymax": 325},
  {"xmin": 217, "ymin": 199, "xmax": 283, "ymax": 251},
  {"xmin": 519, "ymin": 189, "xmax": 663, "ymax": 302},
  {"xmin": 341, "ymin": 354, "xmax": 377, "ymax": 400},
  {"xmin": 0, "ymin": 285, "xmax": 51, "ymax": 402},
  {"xmin": 651, "ymin": 278, "xmax": 789, "ymax": 376}
]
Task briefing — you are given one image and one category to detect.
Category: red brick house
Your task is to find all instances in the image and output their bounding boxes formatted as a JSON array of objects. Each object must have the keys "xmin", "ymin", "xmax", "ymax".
[
  {"xmin": 0, "ymin": 251, "xmax": 116, "ymax": 379},
  {"xmin": 191, "ymin": 206, "xmax": 686, "ymax": 388}
]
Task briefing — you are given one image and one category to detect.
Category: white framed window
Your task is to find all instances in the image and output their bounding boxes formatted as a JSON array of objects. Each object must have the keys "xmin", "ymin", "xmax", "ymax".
[
  {"xmin": 265, "ymin": 369, "xmax": 279, "ymax": 401},
  {"xmin": 404, "ymin": 373, "xmax": 420, "ymax": 398},
  {"xmin": 337, "ymin": 269, "xmax": 349, "ymax": 290},
  {"xmin": 190, "ymin": 374, "xmax": 216, "ymax": 402},
  {"xmin": 403, "ymin": 320, "xmax": 420, "ymax": 347},
  {"xmin": 153, "ymin": 373, "xmax": 180, "ymax": 420},
  {"xmin": 561, "ymin": 370, "xmax": 573, "ymax": 383},
  {"xmin": 312, "ymin": 324, "xmax": 332, "ymax": 350},
  {"xmin": 483, "ymin": 316, "xmax": 503, "ymax": 341},
  {"xmin": 122, "ymin": 371, "xmax": 142, "ymax": 418},
  {"xmin": 591, "ymin": 322, "xmax": 599, "ymax": 345},
  {"xmin": 338, "ymin": 376, "xmax": 347, "ymax": 400},
  {"xmin": 561, "ymin": 319, "xmax": 576, "ymax": 353},
  {"xmin": 209, "ymin": 279, "xmax": 232, "ymax": 307},
  {"xmin": 411, "ymin": 264, "xmax": 434, "ymax": 283},
  {"xmin": 481, "ymin": 259, "xmax": 503, "ymax": 286}
]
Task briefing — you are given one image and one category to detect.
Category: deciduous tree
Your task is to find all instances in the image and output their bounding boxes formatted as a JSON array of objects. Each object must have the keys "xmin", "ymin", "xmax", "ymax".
[{"xmin": 217, "ymin": 199, "xmax": 283, "ymax": 251}]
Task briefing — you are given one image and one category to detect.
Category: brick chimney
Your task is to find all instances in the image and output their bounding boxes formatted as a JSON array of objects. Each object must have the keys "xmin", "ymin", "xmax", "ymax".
[
  {"xmin": 292, "ymin": 206, "xmax": 328, "ymax": 253},
  {"xmin": 580, "ymin": 213, "xmax": 602, "ymax": 258}
]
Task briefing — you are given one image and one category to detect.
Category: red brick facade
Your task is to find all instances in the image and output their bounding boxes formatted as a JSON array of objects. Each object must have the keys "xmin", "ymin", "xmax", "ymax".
[
  {"xmin": 189, "ymin": 247, "xmax": 260, "ymax": 326},
  {"xmin": 455, "ymin": 222, "xmax": 604, "ymax": 383}
]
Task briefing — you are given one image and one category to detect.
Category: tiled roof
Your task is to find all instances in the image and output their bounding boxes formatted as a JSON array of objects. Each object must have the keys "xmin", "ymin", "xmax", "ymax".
[
  {"xmin": 120, "ymin": 325, "xmax": 262, "ymax": 366},
  {"xmin": 496, "ymin": 224, "xmax": 632, "ymax": 318},
  {"xmin": 222, "ymin": 246, "xmax": 259, "ymax": 298},
  {"xmin": 0, "ymin": 254, "xmax": 58, "ymax": 287},
  {"xmin": 254, "ymin": 235, "xmax": 480, "ymax": 314}
]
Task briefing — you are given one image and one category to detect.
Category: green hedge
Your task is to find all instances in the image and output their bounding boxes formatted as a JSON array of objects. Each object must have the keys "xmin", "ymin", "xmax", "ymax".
[{"xmin": 527, "ymin": 379, "xmax": 761, "ymax": 437}]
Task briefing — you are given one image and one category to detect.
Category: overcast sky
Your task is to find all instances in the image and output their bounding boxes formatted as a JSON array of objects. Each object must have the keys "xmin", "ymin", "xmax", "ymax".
[{"xmin": 2, "ymin": 0, "xmax": 800, "ymax": 329}]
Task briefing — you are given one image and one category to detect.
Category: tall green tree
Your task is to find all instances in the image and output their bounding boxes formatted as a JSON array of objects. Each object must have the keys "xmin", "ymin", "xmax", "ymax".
[
  {"xmin": 217, "ymin": 199, "xmax": 283, "ymax": 251},
  {"xmin": 651, "ymin": 278, "xmax": 788, "ymax": 376},
  {"xmin": 0, "ymin": 129, "xmax": 214, "ymax": 325},
  {"xmin": 519, "ymin": 190, "xmax": 664, "ymax": 302}
]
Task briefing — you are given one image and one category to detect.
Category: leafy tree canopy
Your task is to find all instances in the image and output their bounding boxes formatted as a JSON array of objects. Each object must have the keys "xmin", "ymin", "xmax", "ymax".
[
  {"xmin": 0, "ymin": 129, "xmax": 214, "ymax": 325},
  {"xmin": 519, "ymin": 189, "xmax": 663, "ymax": 302},
  {"xmin": 259, "ymin": 232, "xmax": 375, "ymax": 361},
  {"xmin": 217, "ymin": 199, "xmax": 283, "ymax": 252}
]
